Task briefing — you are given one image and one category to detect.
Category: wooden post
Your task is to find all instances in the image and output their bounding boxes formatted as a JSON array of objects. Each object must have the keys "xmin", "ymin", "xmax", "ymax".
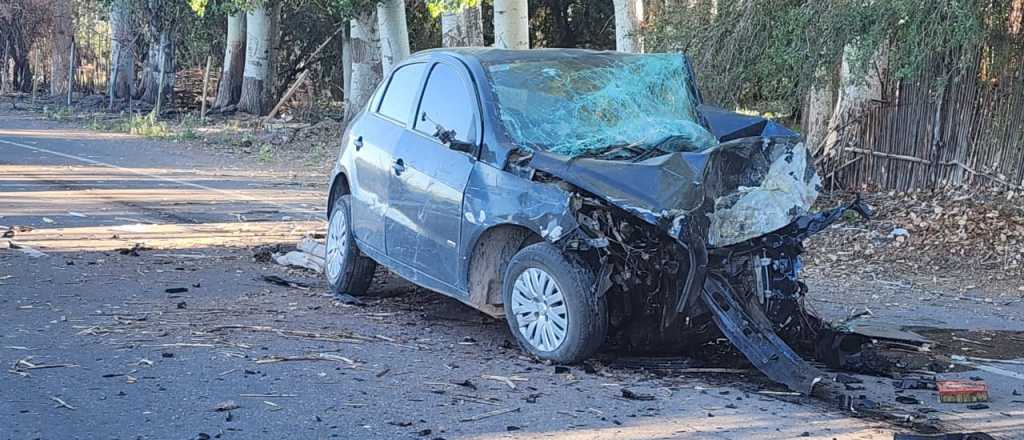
[
  {"xmin": 66, "ymin": 42, "xmax": 75, "ymax": 108},
  {"xmin": 200, "ymin": 56, "xmax": 211, "ymax": 123}
]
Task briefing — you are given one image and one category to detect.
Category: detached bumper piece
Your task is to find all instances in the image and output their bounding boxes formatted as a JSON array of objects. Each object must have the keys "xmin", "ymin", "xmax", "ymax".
[
  {"xmin": 698, "ymin": 197, "xmax": 874, "ymax": 397},
  {"xmin": 700, "ymin": 274, "xmax": 825, "ymax": 396}
]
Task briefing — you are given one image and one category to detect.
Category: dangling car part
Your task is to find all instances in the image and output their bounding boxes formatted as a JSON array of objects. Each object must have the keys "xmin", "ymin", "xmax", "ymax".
[{"xmin": 326, "ymin": 47, "xmax": 871, "ymax": 397}]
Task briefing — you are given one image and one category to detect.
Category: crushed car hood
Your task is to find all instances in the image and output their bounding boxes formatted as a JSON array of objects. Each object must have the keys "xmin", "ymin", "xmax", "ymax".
[{"xmin": 528, "ymin": 136, "xmax": 821, "ymax": 247}]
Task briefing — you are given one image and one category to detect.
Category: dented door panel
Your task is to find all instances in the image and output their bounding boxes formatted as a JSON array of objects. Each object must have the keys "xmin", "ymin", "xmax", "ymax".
[
  {"xmin": 385, "ymin": 131, "xmax": 475, "ymax": 288},
  {"xmin": 457, "ymin": 162, "xmax": 577, "ymax": 292},
  {"xmin": 346, "ymin": 114, "xmax": 401, "ymax": 254}
]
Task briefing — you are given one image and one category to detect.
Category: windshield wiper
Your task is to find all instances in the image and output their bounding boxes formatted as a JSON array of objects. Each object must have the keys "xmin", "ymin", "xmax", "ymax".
[
  {"xmin": 574, "ymin": 143, "xmax": 645, "ymax": 161},
  {"xmin": 631, "ymin": 145, "xmax": 666, "ymax": 162},
  {"xmin": 631, "ymin": 134, "xmax": 680, "ymax": 162}
]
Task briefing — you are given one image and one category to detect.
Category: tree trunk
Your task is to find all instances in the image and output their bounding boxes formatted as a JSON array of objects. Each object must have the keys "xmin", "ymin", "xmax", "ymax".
[
  {"xmin": 802, "ymin": 79, "xmax": 835, "ymax": 154},
  {"xmin": 264, "ymin": 1, "xmax": 281, "ymax": 104},
  {"xmin": 50, "ymin": 0, "xmax": 74, "ymax": 97},
  {"xmin": 377, "ymin": 0, "xmax": 410, "ymax": 74},
  {"xmin": 341, "ymin": 22, "xmax": 352, "ymax": 102},
  {"xmin": 442, "ymin": 3, "xmax": 484, "ymax": 47},
  {"xmin": 239, "ymin": 5, "xmax": 272, "ymax": 115},
  {"xmin": 213, "ymin": 13, "xmax": 245, "ymax": 109},
  {"xmin": 109, "ymin": 0, "xmax": 134, "ymax": 101},
  {"xmin": 819, "ymin": 44, "xmax": 889, "ymax": 160},
  {"xmin": 613, "ymin": 0, "xmax": 644, "ymax": 53},
  {"xmin": 493, "ymin": 0, "xmax": 529, "ymax": 49},
  {"xmin": 345, "ymin": 10, "xmax": 382, "ymax": 122},
  {"xmin": 140, "ymin": 30, "xmax": 174, "ymax": 105}
]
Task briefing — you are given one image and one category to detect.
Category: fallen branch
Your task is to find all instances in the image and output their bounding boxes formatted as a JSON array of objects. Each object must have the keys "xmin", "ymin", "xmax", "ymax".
[
  {"xmin": 239, "ymin": 393, "xmax": 298, "ymax": 398},
  {"xmin": 452, "ymin": 394, "xmax": 502, "ymax": 406},
  {"xmin": 13, "ymin": 358, "xmax": 78, "ymax": 371},
  {"xmin": 481, "ymin": 374, "xmax": 527, "ymax": 390},
  {"xmin": 459, "ymin": 407, "xmax": 520, "ymax": 422},
  {"xmin": 256, "ymin": 353, "xmax": 358, "ymax": 366},
  {"xmin": 207, "ymin": 324, "xmax": 374, "ymax": 343},
  {"xmin": 51, "ymin": 396, "xmax": 76, "ymax": 410},
  {"xmin": 263, "ymin": 25, "xmax": 345, "ymax": 122}
]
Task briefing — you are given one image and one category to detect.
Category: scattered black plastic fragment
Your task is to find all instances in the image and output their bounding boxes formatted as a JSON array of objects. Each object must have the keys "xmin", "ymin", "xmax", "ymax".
[
  {"xmin": 620, "ymin": 388, "xmax": 655, "ymax": 401},
  {"xmin": 260, "ymin": 275, "xmax": 310, "ymax": 289}
]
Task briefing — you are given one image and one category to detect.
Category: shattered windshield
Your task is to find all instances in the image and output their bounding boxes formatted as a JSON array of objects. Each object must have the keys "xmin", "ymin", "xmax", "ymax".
[{"xmin": 483, "ymin": 52, "xmax": 718, "ymax": 158}]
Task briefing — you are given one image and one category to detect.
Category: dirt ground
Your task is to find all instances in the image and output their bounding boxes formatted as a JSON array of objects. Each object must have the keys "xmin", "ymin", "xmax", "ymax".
[{"xmin": 2, "ymin": 101, "xmax": 1022, "ymax": 439}]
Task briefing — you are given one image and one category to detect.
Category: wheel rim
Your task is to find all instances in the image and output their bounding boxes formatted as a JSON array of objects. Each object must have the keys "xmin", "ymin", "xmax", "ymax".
[
  {"xmin": 510, "ymin": 267, "xmax": 569, "ymax": 352},
  {"xmin": 325, "ymin": 207, "xmax": 349, "ymax": 283}
]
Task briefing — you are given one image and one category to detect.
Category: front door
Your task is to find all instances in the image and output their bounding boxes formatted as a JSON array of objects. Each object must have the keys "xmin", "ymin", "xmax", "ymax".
[{"xmin": 385, "ymin": 62, "xmax": 479, "ymax": 287}]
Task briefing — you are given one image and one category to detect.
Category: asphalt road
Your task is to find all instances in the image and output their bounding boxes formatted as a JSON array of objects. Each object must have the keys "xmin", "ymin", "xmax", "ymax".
[{"xmin": 0, "ymin": 110, "xmax": 1020, "ymax": 439}]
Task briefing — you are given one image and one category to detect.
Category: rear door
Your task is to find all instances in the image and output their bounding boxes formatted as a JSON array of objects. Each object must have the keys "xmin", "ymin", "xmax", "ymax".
[
  {"xmin": 385, "ymin": 61, "xmax": 480, "ymax": 288},
  {"xmin": 348, "ymin": 62, "xmax": 427, "ymax": 253}
]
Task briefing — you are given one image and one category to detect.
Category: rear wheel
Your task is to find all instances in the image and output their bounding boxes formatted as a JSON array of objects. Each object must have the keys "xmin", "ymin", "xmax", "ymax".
[
  {"xmin": 325, "ymin": 194, "xmax": 377, "ymax": 296},
  {"xmin": 502, "ymin": 243, "xmax": 607, "ymax": 363}
]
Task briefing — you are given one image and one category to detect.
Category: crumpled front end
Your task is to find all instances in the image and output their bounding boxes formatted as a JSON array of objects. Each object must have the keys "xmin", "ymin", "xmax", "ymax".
[
  {"xmin": 517, "ymin": 134, "xmax": 871, "ymax": 395},
  {"xmin": 706, "ymin": 138, "xmax": 821, "ymax": 247}
]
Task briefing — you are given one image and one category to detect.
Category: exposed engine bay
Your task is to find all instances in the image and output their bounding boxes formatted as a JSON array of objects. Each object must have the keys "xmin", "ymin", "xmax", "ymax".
[{"xmin": 510, "ymin": 134, "xmax": 873, "ymax": 397}]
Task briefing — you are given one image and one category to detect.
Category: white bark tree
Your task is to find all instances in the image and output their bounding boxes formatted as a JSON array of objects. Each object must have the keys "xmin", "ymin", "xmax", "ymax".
[
  {"xmin": 819, "ymin": 44, "xmax": 889, "ymax": 158},
  {"xmin": 613, "ymin": 0, "xmax": 644, "ymax": 53},
  {"xmin": 493, "ymin": 0, "xmax": 528, "ymax": 49},
  {"xmin": 212, "ymin": 13, "xmax": 245, "ymax": 109},
  {"xmin": 108, "ymin": 0, "xmax": 134, "ymax": 101},
  {"xmin": 138, "ymin": 0, "xmax": 176, "ymax": 107},
  {"xmin": 441, "ymin": 3, "xmax": 484, "ymax": 47},
  {"xmin": 376, "ymin": 0, "xmax": 410, "ymax": 73},
  {"xmin": 239, "ymin": 5, "xmax": 271, "ymax": 114},
  {"xmin": 50, "ymin": 0, "xmax": 74, "ymax": 96},
  {"xmin": 802, "ymin": 81, "xmax": 835, "ymax": 153},
  {"xmin": 345, "ymin": 9, "xmax": 382, "ymax": 122},
  {"xmin": 341, "ymin": 22, "xmax": 353, "ymax": 104}
]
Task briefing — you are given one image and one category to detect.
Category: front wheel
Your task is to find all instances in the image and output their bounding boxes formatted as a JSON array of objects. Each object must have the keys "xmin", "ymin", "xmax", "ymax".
[
  {"xmin": 325, "ymin": 194, "xmax": 377, "ymax": 296},
  {"xmin": 502, "ymin": 242, "xmax": 607, "ymax": 363}
]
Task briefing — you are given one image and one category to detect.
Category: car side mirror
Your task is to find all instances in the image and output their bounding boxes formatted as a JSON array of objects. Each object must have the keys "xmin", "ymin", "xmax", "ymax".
[
  {"xmin": 448, "ymin": 139, "xmax": 474, "ymax": 153},
  {"xmin": 423, "ymin": 111, "xmax": 474, "ymax": 154}
]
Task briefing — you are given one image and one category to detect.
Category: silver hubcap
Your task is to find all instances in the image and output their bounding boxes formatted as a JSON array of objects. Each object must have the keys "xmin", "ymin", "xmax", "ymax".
[
  {"xmin": 510, "ymin": 268, "xmax": 568, "ymax": 352},
  {"xmin": 325, "ymin": 208, "xmax": 349, "ymax": 283}
]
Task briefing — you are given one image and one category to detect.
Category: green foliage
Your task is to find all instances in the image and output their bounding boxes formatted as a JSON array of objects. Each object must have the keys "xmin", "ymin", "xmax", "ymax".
[
  {"xmin": 256, "ymin": 143, "xmax": 274, "ymax": 162},
  {"xmin": 43, "ymin": 106, "xmax": 73, "ymax": 122},
  {"xmin": 426, "ymin": 0, "xmax": 481, "ymax": 18},
  {"xmin": 645, "ymin": 0, "xmax": 1024, "ymax": 118},
  {"xmin": 112, "ymin": 114, "xmax": 172, "ymax": 138},
  {"xmin": 189, "ymin": 0, "xmax": 211, "ymax": 16}
]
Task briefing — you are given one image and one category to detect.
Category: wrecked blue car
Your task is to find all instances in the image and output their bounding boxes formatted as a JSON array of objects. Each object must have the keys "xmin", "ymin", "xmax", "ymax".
[{"xmin": 325, "ymin": 48, "xmax": 868, "ymax": 395}]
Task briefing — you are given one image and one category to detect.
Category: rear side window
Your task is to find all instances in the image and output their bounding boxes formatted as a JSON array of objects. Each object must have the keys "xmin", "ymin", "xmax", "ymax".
[
  {"xmin": 377, "ymin": 63, "xmax": 426, "ymax": 124},
  {"xmin": 414, "ymin": 63, "xmax": 477, "ymax": 143}
]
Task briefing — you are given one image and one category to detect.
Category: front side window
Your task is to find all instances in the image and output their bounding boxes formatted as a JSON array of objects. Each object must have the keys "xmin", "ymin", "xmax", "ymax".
[
  {"xmin": 414, "ymin": 63, "xmax": 477, "ymax": 144},
  {"xmin": 377, "ymin": 63, "xmax": 427, "ymax": 125}
]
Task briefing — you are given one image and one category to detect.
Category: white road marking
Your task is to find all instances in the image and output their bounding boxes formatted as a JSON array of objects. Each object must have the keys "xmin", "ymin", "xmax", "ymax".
[{"xmin": 0, "ymin": 138, "xmax": 326, "ymax": 220}]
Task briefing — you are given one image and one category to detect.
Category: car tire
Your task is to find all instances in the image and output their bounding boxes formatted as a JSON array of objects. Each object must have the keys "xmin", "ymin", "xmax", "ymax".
[
  {"xmin": 325, "ymin": 194, "xmax": 377, "ymax": 296},
  {"xmin": 502, "ymin": 242, "xmax": 607, "ymax": 363}
]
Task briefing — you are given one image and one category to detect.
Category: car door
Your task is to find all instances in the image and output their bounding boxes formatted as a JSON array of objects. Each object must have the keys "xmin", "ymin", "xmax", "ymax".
[
  {"xmin": 385, "ymin": 61, "xmax": 479, "ymax": 288},
  {"xmin": 348, "ymin": 62, "xmax": 427, "ymax": 254}
]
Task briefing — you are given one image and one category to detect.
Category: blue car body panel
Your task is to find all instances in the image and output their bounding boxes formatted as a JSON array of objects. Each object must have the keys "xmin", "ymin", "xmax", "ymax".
[{"xmin": 328, "ymin": 48, "xmax": 793, "ymax": 311}]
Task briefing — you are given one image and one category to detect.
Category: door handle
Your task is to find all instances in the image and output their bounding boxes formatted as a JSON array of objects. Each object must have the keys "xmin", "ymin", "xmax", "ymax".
[
  {"xmin": 353, "ymin": 136, "xmax": 364, "ymax": 151},
  {"xmin": 392, "ymin": 158, "xmax": 405, "ymax": 176}
]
